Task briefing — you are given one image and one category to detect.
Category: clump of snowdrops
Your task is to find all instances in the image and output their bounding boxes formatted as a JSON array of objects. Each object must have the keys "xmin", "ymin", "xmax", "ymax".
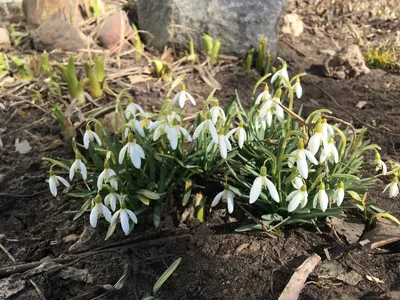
[{"xmin": 44, "ymin": 58, "xmax": 399, "ymax": 238}]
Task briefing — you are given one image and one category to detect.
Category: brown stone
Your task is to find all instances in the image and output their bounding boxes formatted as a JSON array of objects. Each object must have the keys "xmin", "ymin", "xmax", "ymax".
[
  {"xmin": 97, "ymin": 11, "xmax": 134, "ymax": 49},
  {"xmin": 32, "ymin": 19, "xmax": 90, "ymax": 52},
  {"xmin": 23, "ymin": 0, "xmax": 84, "ymax": 28}
]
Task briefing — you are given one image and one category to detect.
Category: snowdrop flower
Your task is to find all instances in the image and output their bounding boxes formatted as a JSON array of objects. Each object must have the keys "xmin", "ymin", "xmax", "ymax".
[
  {"xmin": 374, "ymin": 150, "xmax": 387, "ymax": 175},
  {"xmin": 308, "ymin": 122, "xmax": 328, "ymax": 155},
  {"xmin": 249, "ymin": 166, "xmax": 280, "ymax": 204},
  {"xmin": 97, "ymin": 160, "xmax": 118, "ymax": 190},
  {"xmin": 313, "ymin": 182, "xmax": 329, "ymax": 212},
  {"xmin": 288, "ymin": 139, "xmax": 318, "ymax": 179},
  {"xmin": 271, "ymin": 60, "xmax": 289, "ymax": 86},
  {"xmin": 90, "ymin": 195, "xmax": 112, "ymax": 228},
  {"xmin": 321, "ymin": 119, "xmax": 334, "ymax": 141},
  {"xmin": 207, "ymin": 130, "xmax": 232, "ymax": 159},
  {"xmin": 259, "ymin": 89, "xmax": 284, "ymax": 124},
  {"xmin": 320, "ymin": 137, "xmax": 339, "ymax": 163},
  {"xmin": 104, "ymin": 187, "xmax": 121, "ymax": 212},
  {"xmin": 165, "ymin": 119, "xmax": 192, "ymax": 150},
  {"xmin": 125, "ymin": 100, "xmax": 145, "ymax": 120},
  {"xmin": 287, "ymin": 184, "xmax": 308, "ymax": 212},
  {"xmin": 255, "ymin": 85, "xmax": 271, "ymax": 105},
  {"xmin": 149, "ymin": 119, "xmax": 168, "ymax": 141},
  {"xmin": 291, "ymin": 175, "xmax": 304, "ymax": 190},
  {"xmin": 209, "ymin": 101, "xmax": 226, "ymax": 124},
  {"xmin": 48, "ymin": 169, "xmax": 70, "ymax": 197},
  {"xmin": 172, "ymin": 85, "xmax": 196, "ymax": 109},
  {"xmin": 383, "ymin": 177, "xmax": 399, "ymax": 198},
  {"xmin": 111, "ymin": 201, "xmax": 138, "ymax": 235},
  {"xmin": 292, "ymin": 77, "xmax": 302, "ymax": 99},
  {"xmin": 83, "ymin": 123, "xmax": 102, "ymax": 149},
  {"xmin": 332, "ymin": 182, "xmax": 345, "ymax": 206},
  {"xmin": 124, "ymin": 115, "xmax": 145, "ymax": 139},
  {"xmin": 119, "ymin": 133, "xmax": 145, "ymax": 169},
  {"xmin": 227, "ymin": 122, "xmax": 247, "ymax": 149},
  {"xmin": 69, "ymin": 153, "xmax": 87, "ymax": 181},
  {"xmin": 193, "ymin": 115, "xmax": 219, "ymax": 144},
  {"xmin": 211, "ymin": 184, "xmax": 235, "ymax": 214}
]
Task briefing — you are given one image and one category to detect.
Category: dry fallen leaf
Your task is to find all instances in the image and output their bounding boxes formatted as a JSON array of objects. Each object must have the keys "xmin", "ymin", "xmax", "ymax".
[
  {"xmin": 366, "ymin": 275, "xmax": 385, "ymax": 284},
  {"xmin": 15, "ymin": 138, "xmax": 32, "ymax": 154},
  {"xmin": 356, "ymin": 101, "xmax": 368, "ymax": 109}
]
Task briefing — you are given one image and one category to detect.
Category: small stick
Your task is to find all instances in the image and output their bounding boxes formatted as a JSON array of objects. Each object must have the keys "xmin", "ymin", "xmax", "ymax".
[{"xmin": 278, "ymin": 254, "xmax": 321, "ymax": 300}]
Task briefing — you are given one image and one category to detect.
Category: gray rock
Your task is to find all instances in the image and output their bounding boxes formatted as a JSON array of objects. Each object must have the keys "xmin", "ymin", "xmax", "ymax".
[
  {"xmin": 0, "ymin": 27, "xmax": 11, "ymax": 49},
  {"xmin": 97, "ymin": 11, "xmax": 134, "ymax": 49},
  {"xmin": 138, "ymin": 0, "xmax": 285, "ymax": 58}
]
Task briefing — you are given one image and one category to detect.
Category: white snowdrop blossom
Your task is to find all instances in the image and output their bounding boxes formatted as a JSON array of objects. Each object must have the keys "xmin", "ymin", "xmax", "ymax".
[
  {"xmin": 207, "ymin": 130, "xmax": 232, "ymax": 159},
  {"xmin": 292, "ymin": 78, "xmax": 302, "ymax": 99},
  {"xmin": 209, "ymin": 102, "xmax": 226, "ymax": 124},
  {"xmin": 172, "ymin": 86, "xmax": 196, "ymax": 109},
  {"xmin": 249, "ymin": 166, "xmax": 280, "ymax": 204},
  {"xmin": 291, "ymin": 175, "xmax": 304, "ymax": 190},
  {"xmin": 193, "ymin": 116, "xmax": 219, "ymax": 144},
  {"xmin": 125, "ymin": 101, "xmax": 145, "ymax": 120},
  {"xmin": 124, "ymin": 114, "xmax": 145, "ymax": 139},
  {"xmin": 374, "ymin": 150, "xmax": 387, "ymax": 175},
  {"xmin": 227, "ymin": 122, "xmax": 247, "ymax": 149},
  {"xmin": 321, "ymin": 119, "xmax": 334, "ymax": 141},
  {"xmin": 320, "ymin": 137, "xmax": 339, "ymax": 163},
  {"xmin": 165, "ymin": 119, "xmax": 192, "ymax": 150},
  {"xmin": 313, "ymin": 182, "xmax": 329, "ymax": 212},
  {"xmin": 149, "ymin": 111, "xmax": 181, "ymax": 142},
  {"xmin": 97, "ymin": 161, "xmax": 118, "ymax": 190},
  {"xmin": 104, "ymin": 188, "xmax": 121, "ymax": 212},
  {"xmin": 271, "ymin": 61, "xmax": 289, "ymax": 86},
  {"xmin": 288, "ymin": 140, "xmax": 319, "ymax": 179},
  {"xmin": 69, "ymin": 154, "xmax": 87, "ymax": 181},
  {"xmin": 259, "ymin": 89, "xmax": 284, "ymax": 124},
  {"xmin": 255, "ymin": 85, "xmax": 271, "ymax": 105},
  {"xmin": 119, "ymin": 133, "xmax": 145, "ymax": 169},
  {"xmin": 332, "ymin": 182, "xmax": 345, "ymax": 207},
  {"xmin": 287, "ymin": 184, "xmax": 308, "ymax": 212},
  {"xmin": 211, "ymin": 184, "xmax": 235, "ymax": 214},
  {"xmin": 83, "ymin": 123, "xmax": 102, "ymax": 149},
  {"xmin": 48, "ymin": 170, "xmax": 70, "ymax": 197},
  {"xmin": 111, "ymin": 202, "xmax": 138, "ymax": 235},
  {"xmin": 90, "ymin": 195, "xmax": 112, "ymax": 228},
  {"xmin": 383, "ymin": 177, "xmax": 399, "ymax": 198},
  {"xmin": 308, "ymin": 122, "xmax": 328, "ymax": 155}
]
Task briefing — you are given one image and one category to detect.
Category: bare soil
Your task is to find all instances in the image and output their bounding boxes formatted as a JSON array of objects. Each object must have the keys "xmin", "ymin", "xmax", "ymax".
[{"xmin": 0, "ymin": 4, "xmax": 400, "ymax": 300}]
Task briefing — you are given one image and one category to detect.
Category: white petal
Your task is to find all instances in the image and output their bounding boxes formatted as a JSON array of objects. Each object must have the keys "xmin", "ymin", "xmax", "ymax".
[
  {"xmin": 381, "ymin": 161, "xmax": 387, "ymax": 175},
  {"xmin": 79, "ymin": 161, "xmax": 87, "ymax": 180},
  {"xmin": 286, "ymin": 190, "xmax": 298, "ymax": 202},
  {"xmin": 134, "ymin": 120, "xmax": 145, "ymax": 137},
  {"xmin": 219, "ymin": 136, "xmax": 227, "ymax": 159},
  {"xmin": 383, "ymin": 183, "xmax": 391, "ymax": 194},
  {"xmin": 134, "ymin": 103, "xmax": 145, "ymax": 115},
  {"xmin": 225, "ymin": 136, "xmax": 232, "ymax": 151},
  {"xmin": 211, "ymin": 191, "xmax": 224, "ymax": 207},
  {"xmin": 297, "ymin": 156, "xmax": 308, "ymax": 179},
  {"xmin": 319, "ymin": 191, "xmax": 329, "ymax": 212},
  {"xmin": 110, "ymin": 210, "xmax": 120, "ymax": 226},
  {"xmin": 130, "ymin": 145, "xmax": 142, "ymax": 169},
  {"xmin": 193, "ymin": 121, "xmax": 205, "ymax": 140},
  {"xmin": 120, "ymin": 210, "xmax": 130, "ymax": 235},
  {"xmin": 337, "ymin": 189, "xmax": 344, "ymax": 206},
  {"xmin": 249, "ymin": 177, "xmax": 262, "ymax": 204},
  {"xmin": 288, "ymin": 150, "xmax": 297, "ymax": 168},
  {"xmin": 227, "ymin": 127, "xmax": 238, "ymax": 139},
  {"xmin": 206, "ymin": 141, "xmax": 214, "ymax": 153},
  {"xmin": 167, "ymin": 127, "xmax": 179, "ymax": 150},
  {"xmin": 135, "ymin": 143, "xmax": 145, "ymax": 159},
  {"xmin": 92, "ymin": 131, "xmax": 102, "ymax": 146},
  {"xmin": 109, "ymin": 194, "xmax": 117, "ymax": 211},
  {"xmin": 305, "ymin": 150, "xmax": 318, "ymax": 165},
  {"xmin": 172, "ymin": 93, "xmax": 180, "ymax": 105},
  {"xmin": 69, "ymin": 161, "xmax": 77, "ymax": 180},
  {"xmin": 332, "ymin": 146, "xmax": 339, "ymax": 164},
  {"xmin": 179, "ymin": 92, "xmax": 186, "ymax": 108},
  {"xmin": 274, "ymin": 105, "xmax": 284, "ymax": 123},
  {"xmin": 255, "ymin": 93, "xmax": 263, "ymax": 105},
  {"xmin": 148, "ymin": 121, "xmax": 160, "ymax": 131},
  {"xmin": 208, "ymin": 122, "xmax": 219, "ymax": 144},
  {"xmin": 102, "ymin": 204, "xmax": 112, "ymax": 222},
  {"xmin": 307, "ymin": 135, "xmax": 320, "ymax": 155},
  {"xmin": 238, "ymin": 128, "xmax": 245, "ymax": 148},
  {"xmin": 301, "ymin": 193, "xmax": 308, "ymax": 208},
  {"xmin": 56, "ymin": 176, "xmax": 70, "ymax": 188},
  {"xmin": 227, "ymin": 191, "xmax": 235, "ymax": 214},
  {"xmin": 389, "ymin": 183, "xmax": 398, "ymax": 198},
  {"xmin": 211, "ymin": 107, "xmax": 219, "ymax": 124},
  {"xmin": 83, "ymin": 132, "xmax": 90, "ymax": 149},
  {"xmin": 288, "ymin": 194, "xmax": 302, "ymax": 212},
  {"xmin": 313, "ymin": 194, "xmax": 318, "ymax": 209},
  {"xmin": 90, "ymin": 205, "xmax": 99, "ymax": 228},
  {"xmin": 97, "ymin": 171, "xmax": 105, "ymax": 189},
  {"xmin": 219, "ymin": 107, "xmax": 226, "ymax": 121},
  {"xmin": 271, "ymin": 70, "xmax": 280, "ymax": 83},
  {"xmin": 179, "ymin": 127, "xmax": 192, "ymax": 142},
  {"xmin": 119, "ymin": 144, "xmax": 128, "ymax": 164},
  {"xmin": 127, "ymin": 209, "xmax": 138, "ymax": 224},
  {"xmin": 266, "ymin": 111, "xmax": 273, "ymax": 127},
  {"xmin": 49, "ymin": 177, "xmax": 57, "ymax": 197},
  {"xmin": 265, "ymin": 178, "xmax": 280, "ymax": 202},
  {"xmin": 319, "ymin": 150, "xmax": 328, "ymax": 163},
  {"xmin": 153, "ymin": 126, "xmax": 163, "ymax": 141},
  {"xmin": 187, "ymin": 93, "xmax": 196, "ymax": 106},
  {"xmin": 292, "ymin": 176, "xmax": 303, "ymax": 190}
]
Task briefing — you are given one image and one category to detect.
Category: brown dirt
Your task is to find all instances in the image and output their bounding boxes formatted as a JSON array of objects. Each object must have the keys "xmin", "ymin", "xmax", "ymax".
[{"xmin": 1, "ymin": 4, "xmax": 400, "ymax": 300}]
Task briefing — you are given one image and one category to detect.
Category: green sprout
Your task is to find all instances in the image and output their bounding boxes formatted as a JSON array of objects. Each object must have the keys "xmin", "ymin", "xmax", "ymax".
[
  {"xmin": 56, "ymin": 55, "xmax": 88, "ymax": 104},
  {"xmin": 187, "ymin": 36, "xmax": 197, "ymax": 65},
  {"xmin": 84, "ymin": 55, "xmax": 106, "ymax": 98},
  {"xmin": 10, "ymin": 56, "xmax": 32, "ymax": 80},
  {"xmin": 203, "ymin": 33, "xmax": 213, "ymax": 55},
  {"xmin": 132, "ymin": 23, "xmax": 144, "ymax": 59},
  {"xmin": 52, "ymin": 105, "xmax": 75, "ymax": 140},
  {"xmin": 10, "ymin": 25, "xmax": 22, "ymax": 46},
  {"xmin": 0, "ymin": 53, "xmax": 7, "ymax": 75},
  {"xmin": 245, "ymin": 48, "xmax": 254, "ymax": 71},
  {"xmin": 203, "ymin": 34, "xmax": 221, "ymax": 66},
  {"xmin": 143, "ymin": 258, "xmax": 182, "ymax": 300},
  {"xmin": 365, "ymin": 43, "xmax": 399, "ymax": 71}
]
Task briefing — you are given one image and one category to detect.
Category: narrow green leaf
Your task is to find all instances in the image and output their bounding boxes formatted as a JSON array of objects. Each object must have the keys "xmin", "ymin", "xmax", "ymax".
[
  {"xmin": 182, "ymin": 179, "xmax": 192, "ymax": 206},
  {"xmin": 137, "ymin": 189, "xmax": 161, "ymax": 200},
  {"xmin": 42, "ymin": 157, "xmax": 70, "ymax": 171},
  {"xmin": 105, "ymin": 223, "xmax": 117, "ymax": 240},
  {"xmin": 152, "ymin": 258, "xmax": 182, "ymax": 296},
  {"xmin": 73, "ymin": 198, "xmax": 92, "ymax": 220},
  {"xmin": 153, "ymin": 205, "xmax": 161, "ymax": 228}
]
